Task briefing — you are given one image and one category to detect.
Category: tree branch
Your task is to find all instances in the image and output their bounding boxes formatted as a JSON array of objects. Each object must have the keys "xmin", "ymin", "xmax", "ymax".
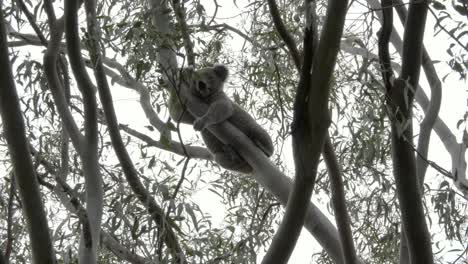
[
  {"xmin": 43, "ymin": 17, "xmax": 84, "ymax": 152},
  {"xmin": 267, "ymin": 0, "xmax": 301, "ymax": 70},
  {"xmin": 120, "ymin": 125, "xmax": 212, "ymax": 160},
  {"xmin": 378, "ymin": 0, "xmax": 434, "ymax": 262},
  {"xmin": 0, "ymin": 8, "xmax": 56, "ymax": 263},
  {"xmin": 97, "ymin": 57, "xmax": 172, "ymax": 136},
  {"xmin": 340, "ymin": 21, "xmax": 467, "ymax": 196},
  {"xmin": 5, "ymin": 175, "xmax": 15, "ymax": 261},
  {"xmin": 14, "ymin": 0, "xmax": 48, "ymax": 45},
  {"xmin": 84, "ymin": 0, "xmax": 185, "ymax": 261},
  {"xmin": 191, "ymin": 23, "xmax": 253, "ymax": 43},
  {"xmin": 264, "ymin": 1, "xmax": 357, "ymax": 262},
  {"xmin": 171, "ymin": 0, "xmax": 195, "ymax": 66},
  {"xmin": 393, "ymin": 0, "xmax": 443, "ymax": 189},
  {"xmin": 264, "ymin": 0, "xmax": 325, "ymax": 261},
  {"xmin": 32, "ymin": 149, "xmax": 156, "ymax": 264},
  {"xmin": 323, "ymin": 136, "xmax": 358, "ymax": 264},
  {"xmin": 63, "ymin": 1, "xmax": 103, "ymax": 262}
]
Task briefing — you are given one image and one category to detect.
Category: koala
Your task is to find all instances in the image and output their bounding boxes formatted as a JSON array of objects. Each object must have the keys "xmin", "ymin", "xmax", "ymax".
[{"xmin": 169, "ymin": 65, "xmax": 274, "ymax": 173}]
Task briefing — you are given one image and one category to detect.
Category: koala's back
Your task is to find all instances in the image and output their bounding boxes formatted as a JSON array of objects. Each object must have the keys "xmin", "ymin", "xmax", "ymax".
[
  {"xmin": 229, "ymin": 103, "xmax": 274, "ymax": 156},
  {"xmin": 203, "ymin": 93, "xmax": 258, "ymax": 132},
  {"xmin": 228, "ymin": 104, "xmax": 261, "ymax": 134}
]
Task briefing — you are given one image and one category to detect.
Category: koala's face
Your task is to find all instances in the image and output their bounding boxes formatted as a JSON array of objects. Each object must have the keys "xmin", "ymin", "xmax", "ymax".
[{"xmin": 192, "ymin": 65, "xmax": 229, "ymax": 98}]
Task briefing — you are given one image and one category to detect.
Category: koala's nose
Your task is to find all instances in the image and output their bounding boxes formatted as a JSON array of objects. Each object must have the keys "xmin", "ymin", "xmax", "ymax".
[{"xmin": 198, "ymin": 81, "xmax": 207, "ymax": 90}]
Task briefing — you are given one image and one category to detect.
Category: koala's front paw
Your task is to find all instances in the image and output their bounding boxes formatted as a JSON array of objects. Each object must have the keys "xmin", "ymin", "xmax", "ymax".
[{"xmin": 193, "ymin": 118, "xmax": 207, "ymax": 131}]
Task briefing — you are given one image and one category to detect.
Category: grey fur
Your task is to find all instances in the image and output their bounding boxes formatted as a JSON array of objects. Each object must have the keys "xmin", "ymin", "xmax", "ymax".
[{"xmin": 169, "ymin": 65, "xmax": 274, "ymax": 173}]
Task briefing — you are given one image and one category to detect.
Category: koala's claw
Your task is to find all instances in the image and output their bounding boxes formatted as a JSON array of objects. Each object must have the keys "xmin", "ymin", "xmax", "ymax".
[{"xmin": 193, "ymin": 118, "xmax": 206, "ymax": 131}]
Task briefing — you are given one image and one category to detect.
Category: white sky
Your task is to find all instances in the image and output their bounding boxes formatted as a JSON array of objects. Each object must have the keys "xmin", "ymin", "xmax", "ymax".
[{"xmin": 5, "ymin": 0, "xmax": 467, "ymax": 262}]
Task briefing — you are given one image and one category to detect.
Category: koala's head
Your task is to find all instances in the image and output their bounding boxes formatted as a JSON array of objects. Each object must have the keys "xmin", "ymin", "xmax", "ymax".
[{"xmin": 191, "ymin": 65, "xmax": 229, "ymax": 98}]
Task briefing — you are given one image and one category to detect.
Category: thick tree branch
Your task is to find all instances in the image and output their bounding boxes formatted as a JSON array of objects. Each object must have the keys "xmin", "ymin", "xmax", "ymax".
[
  {"xmin": 270, "ymin": 3, "xmax": 357, "ymax": 263},
  {"xmin": 393, "ymin": 2, "xmax": 443, "ymax": 262},
  {"xmin": 393, "ymin": 0, "xmax": 443, "ymax": 188},
  {"xmin": 396, "ymin": 0, "xmax": 434, "ymax": 261},
  {"xmin": 264, "ymin": 1, "xmax": 357, "ymax": 263},
  {"xmin": 150, "ymin": 0, "xmax": 178, "ymax": 73},
  {"xmin": 264, "ymin": 0, "xmax": 328, "ymax": 261},
  {"xmin": 0, "ymin": 7, "xmax": 56, "ymax": 263},
  {"xmin": 378, "ymin": 0, "xmax": 434, "ymax": 262},
  {"xmin": 43, "ymin": 17, "xmax": 84, "ymax": 152},
  {"xmin": 376, "ymin": 2, "xmax": 412, "ymax": 263},
  {"xmin": 62, "ymin": 1, "xmax": 103, "ymax": 262},
  {"xmin": 265, "ymin": 1, "xmax": 356, "ymax": 262},
  {"xmin": 323, "ymin": 136, "xmax": 358, "ymax": 264},
  {"xmin": 280, "ymin": 0, "xmax": 350, "ymax": 256}
]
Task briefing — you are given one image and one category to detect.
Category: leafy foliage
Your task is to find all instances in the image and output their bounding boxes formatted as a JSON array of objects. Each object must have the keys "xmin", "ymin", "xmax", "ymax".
[{"xmin": 0, "ymin": 0, "xmax": 466, "ymax": 263}]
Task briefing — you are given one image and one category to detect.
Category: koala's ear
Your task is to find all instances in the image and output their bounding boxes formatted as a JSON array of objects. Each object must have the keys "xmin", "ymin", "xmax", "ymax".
[
  {"xmin": 181, "ymin": 66, "xmax": 194, "ymax": 75},
  {"xmin": 213, "ymin": 65, "xmax": 229, "ymax": 82}
]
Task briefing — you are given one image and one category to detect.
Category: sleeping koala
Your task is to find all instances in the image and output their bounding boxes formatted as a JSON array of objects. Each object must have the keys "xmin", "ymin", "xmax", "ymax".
[{"xmin": 169, "ymin": 65, "xmax": 274, "ymax": 173}]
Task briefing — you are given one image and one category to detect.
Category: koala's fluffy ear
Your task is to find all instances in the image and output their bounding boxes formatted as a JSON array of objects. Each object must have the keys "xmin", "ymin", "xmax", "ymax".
[{"xmin": 213, "ymin": 65, "xmax": 229, "ymax": 82}]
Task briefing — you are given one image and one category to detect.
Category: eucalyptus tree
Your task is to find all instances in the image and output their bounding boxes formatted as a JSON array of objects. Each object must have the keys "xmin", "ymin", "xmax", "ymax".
[{"xmin": 0, "ymin": 0, "xmax": 466, "ymax": 263}]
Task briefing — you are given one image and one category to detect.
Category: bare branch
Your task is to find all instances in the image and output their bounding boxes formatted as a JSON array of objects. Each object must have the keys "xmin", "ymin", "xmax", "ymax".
[
  {"xmin": 62, "ymin": 1, "xmax": 103, "ymax": 261},
  {"xmin": 191, "ymin": 23, "xmax": 253, "ymax": 43},
  {"xmin": 43, "ymin": 16, "xmax": 84, "ymax": 152},
  {"xmin": 376, "ymin": 2, "xmax": 413, "ymax": 263},
  {"xmin": 97, "ymin": 57, "xmax": 171, "ymax": 135},
  {"xmin": 267, "ymin": 0, "xmax": 301, "ymax": 70},
  {"xmin": 263, "ymin": 1, "xmax": 319, "ymax": 261},
  {"xmin": 323, "ymin": 137, "xmax": 358, "ymax": 264},
  {"xmin": 101, "ymin": 232, "xmax": 158, "ymax": 264},
  {"xmin": 171, "ymin": 0, "xmax": 195, "ymax": 65},
  {"xmin": 14, "ymin": 0, "xmax": 48, "ymax": 45},
  {"xmin": 120, "ymin": 125, "xmax": 212, "ymax": 160}
]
